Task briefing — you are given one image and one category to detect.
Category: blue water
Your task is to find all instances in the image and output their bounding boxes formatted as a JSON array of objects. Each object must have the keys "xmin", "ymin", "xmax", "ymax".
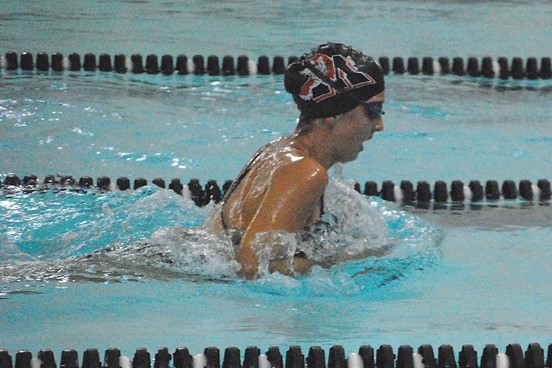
[
  {"xmin": 1, "ymin": 73, "xmax": 551, "ymax": 183},
  {"xmin": 2, "ymin": 0, "xmax": 552, "ymax": 359},
  {"xmin": 2, "ymin": 1, "xmax": 552, "ymax": 58},
  {"xmin": 0, "ymin": 181, "xmax": 447, "ymax": 353}
]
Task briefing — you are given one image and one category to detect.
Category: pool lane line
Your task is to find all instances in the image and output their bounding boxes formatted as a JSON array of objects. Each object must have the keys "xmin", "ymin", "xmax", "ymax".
[
  {"xmin": 1, "ymin": 174, "xmax": 551, "ymax": 207},
  {"xmin": 0, "ymin": 343, "xmax": 550, "ymax": 368},
  {"xmin": 1, "ymin": 52, "xmax": 551, "ymax": 80}
]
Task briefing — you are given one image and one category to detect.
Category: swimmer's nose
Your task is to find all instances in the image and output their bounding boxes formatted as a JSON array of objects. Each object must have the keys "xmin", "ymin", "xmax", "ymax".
[{"xmin": 374, "ymin": 117, "xmax": 384, "ymax": 132}]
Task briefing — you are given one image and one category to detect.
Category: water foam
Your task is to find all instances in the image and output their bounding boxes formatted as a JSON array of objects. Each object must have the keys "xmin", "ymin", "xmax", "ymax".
[
  {"xmin": 246, "ymin": 165, "xmax": 443, "ymax": 296},
  {"xmin": 0, "ymin": 172, "xmax": 442, "ymax": 293}
]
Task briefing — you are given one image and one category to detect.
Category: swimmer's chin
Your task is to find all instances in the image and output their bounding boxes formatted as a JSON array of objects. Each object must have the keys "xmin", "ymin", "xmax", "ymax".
[{"xmin": 339, "ymin": 151, "xmax": 361, "ymax": 164}]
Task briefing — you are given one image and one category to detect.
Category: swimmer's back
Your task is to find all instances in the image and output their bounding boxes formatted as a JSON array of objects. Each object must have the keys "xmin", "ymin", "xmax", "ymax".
[{"xmin": 215, "ymin": 135, "xmax": 327, "ymax": 233}]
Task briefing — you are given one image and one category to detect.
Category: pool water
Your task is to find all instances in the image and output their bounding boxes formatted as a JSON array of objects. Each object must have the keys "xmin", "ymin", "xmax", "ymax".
[
  {"xmin": 2, "ymin": 0, "xmax": 552, "ymax": 359},
  {"xmin": 2, "ymin": 73, "xmax": 551, "ymax": 183}
]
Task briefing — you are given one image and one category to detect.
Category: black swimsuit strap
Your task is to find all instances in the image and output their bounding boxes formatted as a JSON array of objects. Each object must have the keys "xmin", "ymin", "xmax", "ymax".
[{"xmin": 220, "ymin": 145, "xmax": 267, "ymax": 230}]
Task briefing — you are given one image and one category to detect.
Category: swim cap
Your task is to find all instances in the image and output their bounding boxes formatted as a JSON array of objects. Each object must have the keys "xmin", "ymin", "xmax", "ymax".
[{"xmin": 284, "ymin": 42, "xmax": 385, "ymax": 119}]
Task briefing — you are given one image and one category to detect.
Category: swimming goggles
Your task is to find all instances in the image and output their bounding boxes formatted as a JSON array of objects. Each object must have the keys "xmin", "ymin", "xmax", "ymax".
[{"xmin": 360, "ymin": 101, "xmax": 385, "ymax": 121}]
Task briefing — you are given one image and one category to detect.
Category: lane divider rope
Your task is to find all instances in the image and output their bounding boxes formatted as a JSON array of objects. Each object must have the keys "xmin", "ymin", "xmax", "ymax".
[
  {"xmin": 0, "ymin": 343, "xmax": 549, "ymax": 368},
  {"xmin": 1, "ymin": 52, "xmax": 552, "ymax": 79},
  {"xmin": 1, "ymin": 174, "xmax": 550, "ymax": 206}
]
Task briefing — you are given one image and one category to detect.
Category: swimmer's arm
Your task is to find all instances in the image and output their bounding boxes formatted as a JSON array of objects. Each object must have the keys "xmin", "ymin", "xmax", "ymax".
[{"xmin": 236, "ymin": 159, "xmax": 328, "ymax": 279}]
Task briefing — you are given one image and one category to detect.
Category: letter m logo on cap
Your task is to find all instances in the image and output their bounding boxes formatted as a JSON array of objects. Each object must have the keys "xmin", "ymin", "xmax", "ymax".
[{"xmin": 299, "ymin": 53, "xmax": 376, "ymax": 103}]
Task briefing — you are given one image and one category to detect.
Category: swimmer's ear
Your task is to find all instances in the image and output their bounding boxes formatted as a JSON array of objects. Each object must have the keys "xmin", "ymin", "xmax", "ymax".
[{"xmin": 322, "ymin": 116, "xmax": 338, "ymax": 127}]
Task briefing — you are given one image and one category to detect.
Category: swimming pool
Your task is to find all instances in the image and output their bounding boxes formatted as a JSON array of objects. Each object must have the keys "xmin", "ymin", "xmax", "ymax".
[{"xmin": 2, "ymin": 0, "xmax": 552, "ymax": 364}]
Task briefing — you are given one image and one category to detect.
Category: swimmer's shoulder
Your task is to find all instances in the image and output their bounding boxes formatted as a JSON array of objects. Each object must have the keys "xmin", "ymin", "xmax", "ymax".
[
  {"xmin": 272, "ymin": 154, "xmax": 328, "ymax": 191},
  {"xmin": 259, "ymin": 138, "xmax": 328, "ymax": 182}
]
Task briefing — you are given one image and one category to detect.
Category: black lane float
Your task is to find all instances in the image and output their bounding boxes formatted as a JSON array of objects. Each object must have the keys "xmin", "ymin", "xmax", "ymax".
[
  {"xmin": 1, "ymin": 174, "xmax": 551, "ymax": 207},
  {"xmin": 2, "ymin": 52, "xmax": 551, "ymax": 79},
  {"xmin": 0, "ymin": 343, "xmax": 551, "ymax": 368}
]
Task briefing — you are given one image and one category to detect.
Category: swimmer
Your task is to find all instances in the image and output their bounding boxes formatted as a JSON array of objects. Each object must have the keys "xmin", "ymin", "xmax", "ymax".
[{"xmin": 205, "ymin": 42, "xmax": 386, "ymax": 279}]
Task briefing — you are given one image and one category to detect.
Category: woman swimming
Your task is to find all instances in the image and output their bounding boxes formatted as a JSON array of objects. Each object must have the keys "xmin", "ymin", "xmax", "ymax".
[{"xmin": 205, "ymin": 42, "xmax": 386, "ymax": 279}]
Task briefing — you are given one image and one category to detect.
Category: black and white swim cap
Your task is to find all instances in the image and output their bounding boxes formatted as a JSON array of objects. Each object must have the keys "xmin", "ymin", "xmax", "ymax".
[{"xmin": 284, "ymin": 42, "xmax": 385, "ymax": 119}]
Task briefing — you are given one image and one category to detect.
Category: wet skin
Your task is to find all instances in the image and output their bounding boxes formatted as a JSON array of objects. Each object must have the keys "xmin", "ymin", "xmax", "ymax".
[{"xmin": 205, "ymin": 91, "xmax": 385, "ymax": 279}]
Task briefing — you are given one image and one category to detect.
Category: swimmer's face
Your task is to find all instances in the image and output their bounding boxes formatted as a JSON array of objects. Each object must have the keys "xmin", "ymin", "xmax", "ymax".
[{"xmin": 332, "ymin": 91, "xmax": 385, "ymax": 163}]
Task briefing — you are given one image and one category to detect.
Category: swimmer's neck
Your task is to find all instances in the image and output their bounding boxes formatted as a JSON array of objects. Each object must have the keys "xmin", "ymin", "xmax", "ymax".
[{"xmin": 291, "ymin": 130, "xmax": 336, "ymax": 170}]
